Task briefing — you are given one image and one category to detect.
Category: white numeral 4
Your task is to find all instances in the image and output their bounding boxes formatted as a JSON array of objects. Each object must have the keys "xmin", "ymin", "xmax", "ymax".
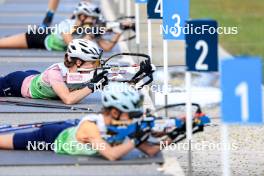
[{"xmin": 154, "ymin": 0, "xmax": 163, "ymax": 17}]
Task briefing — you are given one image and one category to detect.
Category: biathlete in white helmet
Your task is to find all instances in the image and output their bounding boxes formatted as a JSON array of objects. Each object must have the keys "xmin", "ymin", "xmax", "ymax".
[
  {"xmin": 0, "ymin": 83, "xmax": 173, "ymax": 161},
  {"xmin": 0, "ymin": 39, "xmax": 108, "ymax": 105},
  {"xmin": 0, "ymin": 1, "xmax": 121, "ymax": 52}
]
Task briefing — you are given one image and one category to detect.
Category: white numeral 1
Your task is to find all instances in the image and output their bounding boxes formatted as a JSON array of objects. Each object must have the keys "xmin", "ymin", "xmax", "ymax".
[
  {"xmin": 235, "ymin": 82, "xmax": 249, "ymax": 122},
  {"xmin": 195, "ymin": 40, "xmax": 209, "ymax": 70}
]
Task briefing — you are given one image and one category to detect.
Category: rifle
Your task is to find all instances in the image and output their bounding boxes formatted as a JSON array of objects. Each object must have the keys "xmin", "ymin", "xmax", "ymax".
[
  {"xmin": 67, "ymin": 53, "xmax": 156, "ymax": 90},
  {"xmin": 73, "ymin": 16, "xmax": 136, "ymax": 42},
  {"xmin": 105, "ymin": 103, "xmax": 211, "ymax": 145},
  {"xmin": 0, "ymin": 104, "xmax": 211, "ymax": 145}
]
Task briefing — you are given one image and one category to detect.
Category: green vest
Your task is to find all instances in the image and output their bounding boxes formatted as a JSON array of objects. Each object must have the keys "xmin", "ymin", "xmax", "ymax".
[
  {"xmin": 45, "ymin": 34, "xmax": 67, "ymax": 51},
  {"xmin": 30, "ymin": 75, "xmax": 58, "ymax": 99},
  {"xmin": 54, "ymin": 127, "xmax": 98, "ymax": 156}
]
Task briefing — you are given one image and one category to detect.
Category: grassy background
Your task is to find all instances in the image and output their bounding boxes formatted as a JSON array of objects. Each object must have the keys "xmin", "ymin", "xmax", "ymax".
[{"xmin": 191, "ymin": 0, "xmax": 264, "ymax": 77}]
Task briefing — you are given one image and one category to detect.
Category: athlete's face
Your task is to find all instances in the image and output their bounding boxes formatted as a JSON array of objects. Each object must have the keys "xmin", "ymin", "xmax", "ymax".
[
  {"xmin": 119, "ymin": 112, "xmax": 130, "ymax": 121},
  {"xmin": 79, "ymin": 14, "xmax": 97, "ymax": 24},
  {"xmin": 110, "ymin": 108, "xmax": 130, "ymax": 121},
  {"xmin": 79, "ymin": 61, "xmax": 99, "ymax": 69}
]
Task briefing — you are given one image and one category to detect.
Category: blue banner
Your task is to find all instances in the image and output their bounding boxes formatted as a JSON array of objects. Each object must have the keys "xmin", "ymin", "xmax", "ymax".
[
  {"xmin": 221, "ymin": 57, "xmax": 263, "ymax": 125},
  {"xmin": 186, "ymin": 19, "xmax": 218, "ymax": 72},
  {"xmin": 147, "ymin": 0, "xmax": 162, "ymax": 19},
  {"xmin": 162, "ymin": 0, "xmax": 189, "ymax": 40}
]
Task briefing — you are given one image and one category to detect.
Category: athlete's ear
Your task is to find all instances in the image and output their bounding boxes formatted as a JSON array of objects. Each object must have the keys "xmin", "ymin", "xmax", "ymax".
[{"xmin": 65, "ymin": 53, "xmax": 71, "ymax": 62}]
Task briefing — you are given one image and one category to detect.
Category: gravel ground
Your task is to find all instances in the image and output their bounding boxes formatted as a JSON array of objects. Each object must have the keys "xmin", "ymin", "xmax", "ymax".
[{"xmin": 161, "ymin": 107, "xmax": 264, "ymax": 176}]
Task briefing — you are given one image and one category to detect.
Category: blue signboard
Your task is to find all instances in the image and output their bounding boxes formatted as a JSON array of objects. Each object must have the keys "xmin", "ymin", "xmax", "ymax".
[
  {"xmin": 221, "ymin": 57, "xmax": 263, "ymax": 124},
  {"xmin": 147, "ymin": 0, "xmax": 162, "ymax": 19},
  {"xmin": 186, "ymin": 19, "xmax": 218, "ymax": 72},
  {"xmin": 135, "ymin": 0, "xmax": 147, "ymax": 3},
  {"xmin": 162, "ymin": 0, "xmax": 189, "ymax": 40}
]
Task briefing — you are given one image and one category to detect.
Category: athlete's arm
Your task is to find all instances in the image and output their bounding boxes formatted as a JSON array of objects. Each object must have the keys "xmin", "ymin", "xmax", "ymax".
[
  {"xmin": 97, "ymin": 33, "xmax": 122, "ymax": 52},
  {"xmin": 137, "ymin": 138, "xmax": 172, "ymax": 157},
  {"xmin": 51, "ymin": 81, "xmax": 92, "ymax": 105},
  {"xmin": 62, "ymin": 33, "xmax": 73, "ymax": 45},
  {"xmin": 48, "ymin": 0, "xmax": 60, "ymax": 12},
  {"xmin": 76, "ymin": 121, "xmax": 135, "ymax": 161}
]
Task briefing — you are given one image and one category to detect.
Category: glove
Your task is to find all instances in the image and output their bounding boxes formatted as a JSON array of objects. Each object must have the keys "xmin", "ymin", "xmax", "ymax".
[
  {"xmin": 120, "ymin": 21, "xmax": 135, "ymax": 31},
  {"xmin": 140, "ymin": 59, "xmax": 152, "ymax": 73},
  {"xmin": 167, "ymin": 125, "xmax": 186, "ymax": 143},
  {"xmin": 86, "ymin": 70, "xmax": 108, "ymax": 92},
  {"xmin": 128, "ymin": 121, "xmax": 151, "ymax": 147}
]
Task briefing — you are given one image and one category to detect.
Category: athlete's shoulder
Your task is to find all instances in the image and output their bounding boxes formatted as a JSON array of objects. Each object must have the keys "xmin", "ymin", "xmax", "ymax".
[{"xmin": 81, "ymin": 113, "xmax": 101, "ymax": 123}]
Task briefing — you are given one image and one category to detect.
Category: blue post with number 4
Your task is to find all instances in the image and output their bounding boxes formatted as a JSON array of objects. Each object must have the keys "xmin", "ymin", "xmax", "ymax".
[
  {"xmin": 221, "ymin": 57, "xmax": 263, "ymax": 124},
  {"xmin": 186, "ymin": 19, "xmax": 218, "ymax": 72},
  {"xmin": 147, "ymin": 0, "xmax": 162, "ymax": 19}
]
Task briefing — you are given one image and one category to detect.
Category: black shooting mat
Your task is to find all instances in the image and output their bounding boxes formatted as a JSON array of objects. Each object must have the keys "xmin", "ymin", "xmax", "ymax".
[
  {"xmin": 0, "ymin": 149, "xmax": 164, "ymax": 166},
  {"xmin": 0, "ymin": 165, "xmax": 168, "ymax": 176}
]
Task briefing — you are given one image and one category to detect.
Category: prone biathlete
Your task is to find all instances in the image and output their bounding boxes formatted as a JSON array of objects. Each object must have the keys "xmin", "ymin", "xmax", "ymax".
[
  {"xmin": 0, "ymin": 39, "xmax": 108, "ymax": 105},
  {"xmin": 0, "ymin": 83, "xmax": 173, "ymax": 161},
  {"xmin": 0, "ymin": 1, "xmax": 121, "ymax": 52}
]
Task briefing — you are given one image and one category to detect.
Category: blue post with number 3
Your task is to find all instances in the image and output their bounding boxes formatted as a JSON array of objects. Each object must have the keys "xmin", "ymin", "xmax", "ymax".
[
  {"xmin": 221, "ymin": 57, "xmax": 263, "ymax": 124},
  {"xmin": 162, "ymin": 0, "xmax": 189, "ymax": 40}
]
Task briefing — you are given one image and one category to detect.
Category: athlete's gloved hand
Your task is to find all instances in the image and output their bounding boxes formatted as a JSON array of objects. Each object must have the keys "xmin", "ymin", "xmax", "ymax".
[
  {"xmin": 86, "ymin": 70, "xmax": 108, "ymax": 92},
  {"xmin": 166, "ymin": 125, "xmax": 186, "ymax": 143},
  {"xmin": 129, "ymin": 121, "xmax": 151, "ymax": 147},
  {"xmin": 139, "ymin": 59, "xmax": 152, "ymax": 74}
]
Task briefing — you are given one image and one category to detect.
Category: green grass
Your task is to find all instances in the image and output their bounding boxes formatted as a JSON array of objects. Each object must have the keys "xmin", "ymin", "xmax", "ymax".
[{"xmin": 191, "ymin": 0, "xmax": 264, "ymax": 78}]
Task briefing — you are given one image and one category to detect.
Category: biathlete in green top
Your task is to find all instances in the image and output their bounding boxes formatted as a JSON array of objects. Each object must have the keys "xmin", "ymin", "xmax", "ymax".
[
  {"xmin": 0, "ymin": 82, "xmax": 174, "ymax": 161},
  {"xmin": 0, "ymin": 39, "xmax": 108, "ymax": 105}
]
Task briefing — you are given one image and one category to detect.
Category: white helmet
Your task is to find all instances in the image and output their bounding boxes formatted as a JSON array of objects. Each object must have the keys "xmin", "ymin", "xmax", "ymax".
[
  {"xmin": 74, "ymin": 1, "xmax": 101, "ymax": 18},
  {"xmin": 102, "ymin": 82, "xmax": 144, "ymax": 117},
  {"xmin": 67, "ymin": 39, "xmax": 103, "ymax": 61}
]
